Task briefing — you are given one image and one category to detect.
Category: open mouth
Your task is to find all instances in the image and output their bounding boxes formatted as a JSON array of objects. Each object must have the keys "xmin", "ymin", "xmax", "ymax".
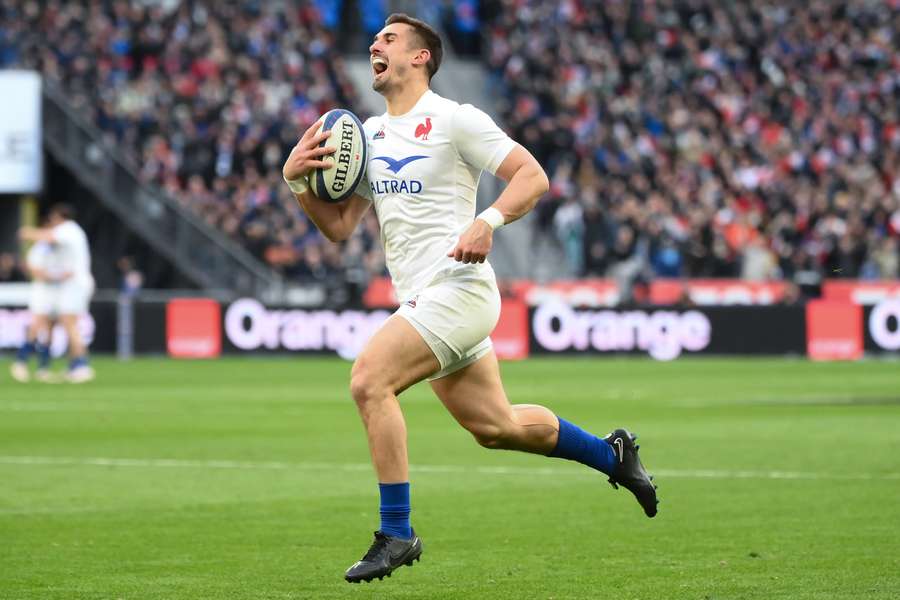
[{"xmin": 371, "ymin": 55, "xmax": 388, "ymax": 77}]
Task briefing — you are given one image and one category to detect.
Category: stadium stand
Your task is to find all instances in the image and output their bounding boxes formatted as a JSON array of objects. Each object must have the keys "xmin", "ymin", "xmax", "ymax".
[
  {"xmin": 0, "ymin": 0, "xmax": 385, "ymax": 292},
  {"xmin": 484, "ymin": 0, "xmax": 900, "ymax": 284},
  {"xmin": 3, "ymin": 0, "xmax": 898, "ymax": 295}
]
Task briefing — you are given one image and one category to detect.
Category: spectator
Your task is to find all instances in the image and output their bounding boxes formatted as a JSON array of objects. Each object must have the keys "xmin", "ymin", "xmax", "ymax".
[
  {"xmin": 116, "ymin": 256, "xmax": 144, "ymax": 295},
  {"xmin": 1, "ymin": 0, "xmax": 386, "ymax": 291},
  {"xmin": 741, "ymin": 235, "xmax": 779, "ymax": 281},
  {"xmin": 485, "ymin": 0, "xmax": 900, "ymax": 281},
  {"xmin": 553, "ymin": 197, "xmax": 585, "ymax": 275},
  {"xmin": 869, "ymin": 237, "xmax": 899, "ymax": 279},
  {"xmin": 0, "ymin": 252, "xmax": 27, "ymax": 283}
]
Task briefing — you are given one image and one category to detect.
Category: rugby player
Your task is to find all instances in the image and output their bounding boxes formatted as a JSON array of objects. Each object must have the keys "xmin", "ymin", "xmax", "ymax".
[
  {"xmin": 18, "ymin": 204, "xmax": 95, "ymax": 383},
  {"xmin": 281, "ymin": 14, "xmax": 658, "ymax": 584},
  {"xmin": 10, "ymin": 226, "xmax": 61, "ymax": 383}
]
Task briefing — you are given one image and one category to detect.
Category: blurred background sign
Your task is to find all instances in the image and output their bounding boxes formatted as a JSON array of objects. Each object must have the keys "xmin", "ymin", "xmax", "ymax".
[{"xmin": 0, "ymin": 70, "xmax": 42, "ymax": 194}]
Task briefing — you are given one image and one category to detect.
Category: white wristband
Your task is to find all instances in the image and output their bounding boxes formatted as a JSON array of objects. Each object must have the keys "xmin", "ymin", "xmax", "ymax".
[
  {"xmin": 476, "ymin": 207, "xmax": 505, "ymax": 230},
  {"xmin": 283, "ymin": 173, "xmax": 309, "ymax": 195}
]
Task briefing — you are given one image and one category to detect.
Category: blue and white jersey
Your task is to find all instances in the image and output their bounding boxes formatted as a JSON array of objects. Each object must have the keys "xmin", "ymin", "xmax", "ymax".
[{"xmin": 359, "ymin": 90, "xmax": 516, "ymax": 302}]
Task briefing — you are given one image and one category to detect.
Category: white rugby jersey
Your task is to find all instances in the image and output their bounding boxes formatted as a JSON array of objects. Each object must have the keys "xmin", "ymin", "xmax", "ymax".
[
  {"xmin": 26, "ymin": 241, "xmax": 67, "ymax": 280},
  {"xmin": 51, "ymin": 220, "xmax": 93, "ymax": 284},
  {"xmin": 358, "ymin": 90, "xmax": 516, "ymax": 302}
]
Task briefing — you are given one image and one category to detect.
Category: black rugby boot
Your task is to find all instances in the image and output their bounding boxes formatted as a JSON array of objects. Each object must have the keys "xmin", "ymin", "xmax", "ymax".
[
  {"xmin": 345, "ymin": 529, "xmax": 422, "ymax": 583},
  {"xmin": 605, "ymin": 429, "xmax": 659, "ymax": 517}
]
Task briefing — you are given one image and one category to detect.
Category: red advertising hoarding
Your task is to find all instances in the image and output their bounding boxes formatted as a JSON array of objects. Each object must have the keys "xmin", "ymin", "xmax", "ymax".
[
  {"xmin": 491, "ymin": 298, "xmax": 529, "ymax": 360},
  {"xmin": 821, "ymin": 281, "xmax": 900, "ymax": 305},
  {"xmin": 805, "ymin": 301, "xmax": 863, "ymax": 361},
  {"xmin": 363, "ymin": 277, "xmax": 792, "ymax": 308},
  {"xmin": 166, "ymin": 298, "xmax": 222, "ymax": 358},
  {"xmin": 649, "ymin": 279, "xmax": 788, "ymax": 305}
]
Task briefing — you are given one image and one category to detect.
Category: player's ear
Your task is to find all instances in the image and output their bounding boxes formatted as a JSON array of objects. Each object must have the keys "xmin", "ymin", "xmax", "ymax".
[{"xmin": 412, "ymin": 48, "xmax": 431, "ymax": 68}]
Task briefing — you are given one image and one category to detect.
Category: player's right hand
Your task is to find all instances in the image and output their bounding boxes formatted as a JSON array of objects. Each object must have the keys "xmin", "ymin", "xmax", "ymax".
[{"xmin": 282, "ymin": 120, "xmax": 336, "ymax": 182}]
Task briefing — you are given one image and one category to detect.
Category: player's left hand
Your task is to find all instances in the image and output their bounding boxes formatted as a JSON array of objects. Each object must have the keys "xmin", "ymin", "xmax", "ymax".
[{"xmin": 447, "ymin": 220, "xmax": 493, "ymax": 264}]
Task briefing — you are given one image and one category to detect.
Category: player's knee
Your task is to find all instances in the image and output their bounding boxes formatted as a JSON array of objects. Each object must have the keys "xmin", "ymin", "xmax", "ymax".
[
  {"xmin": 349, "ymin": 371, "xmax": 370, "ymax": 406},
  {"xmin": 349, "ymin": 362, "xmax": 385, "ymax": 408},
  {"xmin": 469, "ymin": 423, "xmax": 510, "ymax": 450}
]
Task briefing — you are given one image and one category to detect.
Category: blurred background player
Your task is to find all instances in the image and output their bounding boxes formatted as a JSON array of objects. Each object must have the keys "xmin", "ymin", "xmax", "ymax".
[
  {"xmin": 17, "ymin": 204, "xmax": 96, "ymax": 383},
  {"xmin": 10, "ymin": 220, "xmax": 64, "ymax": 383},
  {"xmin": 283, "ymin": 14, "xmax": 657, "ymax": 584}
]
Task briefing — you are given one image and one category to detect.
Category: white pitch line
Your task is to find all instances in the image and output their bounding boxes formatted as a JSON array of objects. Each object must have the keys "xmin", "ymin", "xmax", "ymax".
[{"xmin": 0, "ymin": 455, "xmax": 898, "ymax": 481}]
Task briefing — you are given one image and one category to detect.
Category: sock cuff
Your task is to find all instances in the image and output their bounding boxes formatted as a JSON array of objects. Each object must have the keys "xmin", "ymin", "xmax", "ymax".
[
  {"xmin": 549, "ymin": 416, "xmax": 574, "ymax": 457},
  {"xmin": 378, "ymin": 481, "xmax": 410, "ymax": 506},
  {"xmin": 378, "ymin": 482, "xmax": 410, "ymax": 490}
]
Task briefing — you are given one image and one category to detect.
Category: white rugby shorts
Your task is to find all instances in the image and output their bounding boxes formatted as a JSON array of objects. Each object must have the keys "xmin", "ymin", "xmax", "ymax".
[
  {"xmin": 57, "ymin": 277, "xmax": 95, "ymax": 315},
  {"xmin": 397, "ymin": 274, "xmax": 501, "ymax": 380},
  {"xmin": 28, "ymin": 282, "xmax": 57, "ymax": 315}
]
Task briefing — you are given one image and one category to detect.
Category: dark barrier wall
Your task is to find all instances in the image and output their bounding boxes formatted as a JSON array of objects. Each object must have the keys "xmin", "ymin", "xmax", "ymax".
[
  {"xmin": 864, "ymin": 302, "xmax": 900, "ymax": 353},
  {"xmin": 1, "ymin": 299, "xmax": 897, "ymax": 358}
]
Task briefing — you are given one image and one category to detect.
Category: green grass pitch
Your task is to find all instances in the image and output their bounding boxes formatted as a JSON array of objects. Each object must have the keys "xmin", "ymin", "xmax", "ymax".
[{"xmin": 1, "ymin": 356, "xmax": 899, "ymax": 599}]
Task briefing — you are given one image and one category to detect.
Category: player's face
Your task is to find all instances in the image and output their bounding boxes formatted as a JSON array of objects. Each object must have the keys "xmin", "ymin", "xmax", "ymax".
[{"xmin": 369, "ymin": 24, "xmax": 425, "ymax": 94}]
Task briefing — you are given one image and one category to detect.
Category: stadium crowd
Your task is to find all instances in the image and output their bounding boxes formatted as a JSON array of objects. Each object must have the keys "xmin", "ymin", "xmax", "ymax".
[
  {"xmin": 485, "ymin": 0, "xmax": 900, "ymax": 283},
  {"xmin": 0, "ymin": 0, "xmax": 386, "ymax": 288},
  {"xmin": 3, "ymin": 0, "xmax": 900, "ymax": 291}
]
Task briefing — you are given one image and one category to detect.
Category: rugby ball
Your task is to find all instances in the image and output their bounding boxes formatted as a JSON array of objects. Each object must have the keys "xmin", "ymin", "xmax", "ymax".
[{"xmin": 309, "ymin": 109, "xmax": 368, "ymax": 203}]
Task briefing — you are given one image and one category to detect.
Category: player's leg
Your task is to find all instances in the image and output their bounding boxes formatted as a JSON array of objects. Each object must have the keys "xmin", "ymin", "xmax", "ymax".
[
  {"xmin": 34, "ymin": 317, "xmax": 55, "ymax": 382},
  {"xmin": 59, "ymin": 278, "xmax": 94, "ymax": 383},
  {"xmin": 11, "ymin": 313, "xmax": 49, "ymax": 382},
  {"xmin": 351, "ymin": 315, "xmax": 439, "ymax": 482},
  {"xmin": 344, "ymin": 315, "xmax": 438, "ymax": 583},
  {"xmin": 429, "ymin": 350, "xmax": 558, "ymax": 452},
  {"xmin": 430, "ymin": 350, "xmax": 658, "ymax": 517},
  {"xmin": 60, "ymin": 313, "xmax": 93, "ymax": 383},
  {"xmin": 13, "ymin": 280, "xmax": 56, "ymax": 382}
]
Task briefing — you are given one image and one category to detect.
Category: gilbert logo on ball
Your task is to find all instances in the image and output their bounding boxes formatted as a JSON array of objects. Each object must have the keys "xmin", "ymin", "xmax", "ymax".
[{"xmin": 310, "ymin": 109, "xmax": 368, "ymax": 203}]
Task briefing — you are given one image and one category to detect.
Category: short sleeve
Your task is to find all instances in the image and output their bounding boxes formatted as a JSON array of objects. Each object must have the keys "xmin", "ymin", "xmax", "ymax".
[
  {"xmin": 355, "ymin": 118, "xmax": 377, "ymax": 203},
  {"xmin": 355, "ymin": 171, "xmax": 374, "ymax": 203},
  {"xmin": 52, "ymin": 222, "xmax": 77, "ymax": 245},
  {"xmin": 450, "ymin": 104, "xmax": 517, "ymax": 175}
]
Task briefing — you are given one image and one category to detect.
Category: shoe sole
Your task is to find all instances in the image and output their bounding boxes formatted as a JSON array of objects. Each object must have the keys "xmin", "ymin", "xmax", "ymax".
[{"xmin": 345, "ymin": 551, "xmax": 422, "ymax": 583}]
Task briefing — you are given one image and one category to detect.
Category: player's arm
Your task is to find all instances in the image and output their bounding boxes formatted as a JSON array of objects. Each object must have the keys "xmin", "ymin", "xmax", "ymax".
[
  {"xmin": 27, "ymin": 265, "xmax": 49, "ymax": 282},
  {"xmin": 292, "ymin": 190, "xmax": 371, "ymax": 243},
  {"xmin": 283, "ymin": 121, "xmax": 371, "ymax": 243},
  {"xmin": 486, "ymin": 144, "xmax": 549, "ymax": 224},
  {"xmin": 448, "ymin": 145, "xmax": 548, "ymax": 263},
  {"xmin": 18, "ymin": 227, "xmax": 56, "ymax": 244}
]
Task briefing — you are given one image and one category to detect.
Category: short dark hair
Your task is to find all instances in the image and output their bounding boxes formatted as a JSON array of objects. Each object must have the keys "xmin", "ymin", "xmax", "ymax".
[
  {"xmin": 385, "ymin": 13, "xmax": 443, "ymax": 81},
  {"xmin": 48, "ymin": 203, "xmax": 75, "ymax": 221}
]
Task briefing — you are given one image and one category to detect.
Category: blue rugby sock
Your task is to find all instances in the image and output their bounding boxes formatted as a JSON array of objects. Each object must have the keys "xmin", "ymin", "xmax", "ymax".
[
  {"xmin": 15, "ymin": 341, "xmax": 35, "ymax": 363},
  {"xmin": 36, "ymin": 344, "xmax": 51, "ymax": 370},
  {"xmin": 379, "ymin": 482, "xmax": 411, "ymax": 539},
  {"xmin": 548, "ymin": 417, "xmax": 616, "ymax": 475},
  {"xmin": 69, "ymin": 356, "xmax": 89, "ymax": 371}
]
